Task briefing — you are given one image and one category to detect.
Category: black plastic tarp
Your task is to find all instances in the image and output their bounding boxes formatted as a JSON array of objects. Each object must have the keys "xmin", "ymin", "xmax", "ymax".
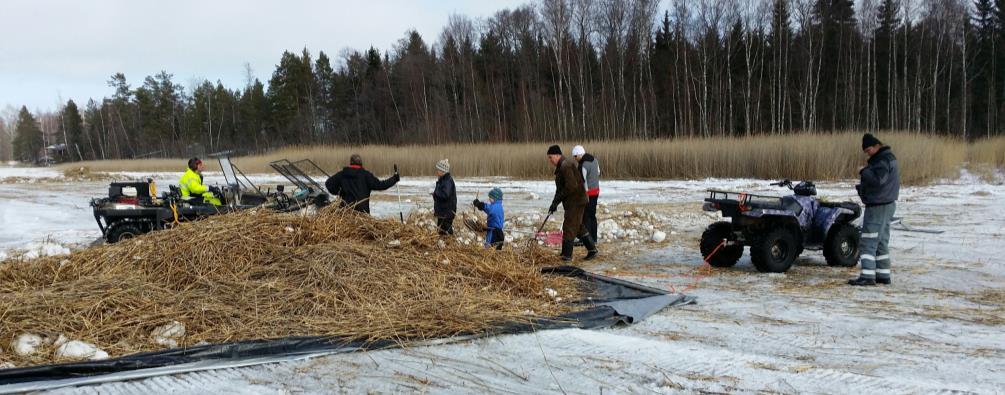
[{"xmin": 0, "ymin": 266, "xmax": 693, "ymax": 392}]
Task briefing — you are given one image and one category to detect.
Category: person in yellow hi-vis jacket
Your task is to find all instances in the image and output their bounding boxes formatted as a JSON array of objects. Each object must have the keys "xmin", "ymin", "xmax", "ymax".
[{"xmin": 179, "ymin": 157, "xmax": 222, "ymax": 206}]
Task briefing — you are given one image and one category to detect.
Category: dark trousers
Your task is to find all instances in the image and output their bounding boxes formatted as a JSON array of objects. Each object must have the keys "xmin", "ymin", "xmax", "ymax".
[
  {"xmin": 583, "ymin": 195, "xmax": 599, "ymax": 243},
  {"xmin": 859, "ymin": 202, "xmax": 896, "ymax": 280},
  {"xmin": 437, "ymin": 217, "xmax": 455, "ymax": 236},
  {"xmin": 487, "ymin": 228, "xmax": 505, "ymax": 250},
  {"xmin": 562, "ymin": 203, "xmax": 588, "ymax": 242}
]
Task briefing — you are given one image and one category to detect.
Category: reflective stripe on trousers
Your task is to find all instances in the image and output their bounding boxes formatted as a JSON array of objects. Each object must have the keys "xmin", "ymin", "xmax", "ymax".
[{"xmin": 859, "ymin": 202, "xmax": 896, "ymax": 278}]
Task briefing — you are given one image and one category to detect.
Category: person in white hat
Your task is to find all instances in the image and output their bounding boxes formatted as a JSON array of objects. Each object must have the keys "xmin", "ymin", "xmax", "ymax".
[{"xmin": 572, "ymin": 145, "xmax": 601, "ymax": 244}]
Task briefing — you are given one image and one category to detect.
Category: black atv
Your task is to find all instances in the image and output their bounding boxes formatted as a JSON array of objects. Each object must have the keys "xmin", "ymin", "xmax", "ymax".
[
  {"xmin": 91, "ymin": 154, "xmax": 331, "ymax": 243},
  {"xmin": 699, "ymin": 180, "xmax": 862, "ymax": 273}
]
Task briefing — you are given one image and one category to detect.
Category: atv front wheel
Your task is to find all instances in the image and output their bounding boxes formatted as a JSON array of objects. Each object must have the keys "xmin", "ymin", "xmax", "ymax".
[
  {"xmin": 824, "ymin": 224, "xmax": 860, "ymax": 267},
  {"xmin": 106, "ymin": 222, "xmax": 144, "ymax": 243},
  {"xmin": 750, "ymin": 227, "xmax": 798, "ymax": 273},
  {"xmin": 700, "ymin": 221, "xmax": 743, "ymax": 267}
]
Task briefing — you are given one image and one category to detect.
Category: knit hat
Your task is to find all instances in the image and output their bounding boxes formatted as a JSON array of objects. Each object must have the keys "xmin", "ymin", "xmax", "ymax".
[
  {"xmin": 862, "ymin": 133, "xmax": 882, "ymax": 150},
  {"xmin": 436, "ymin": 158, "xmax": 450, "ymax": 173},
  {"xmin": 571, "ymin": 145, "xmax": 586, "ymax": 157},
  {"xmin": 547, "ymin": 145, "xmax": 562, "ymax": 155},
  {"xmin": 349, "ymin": 154, "xmax": 363, "ymax": 166},
  {"xmin": 488, "ymin": 187, "xmax": 503, "ymax": 201}
]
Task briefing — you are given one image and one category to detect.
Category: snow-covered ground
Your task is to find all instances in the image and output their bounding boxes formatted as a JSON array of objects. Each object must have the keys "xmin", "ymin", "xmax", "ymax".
[{"xmin": 2, "ymin": 166, "xmax": 1004, "ymax": 393}]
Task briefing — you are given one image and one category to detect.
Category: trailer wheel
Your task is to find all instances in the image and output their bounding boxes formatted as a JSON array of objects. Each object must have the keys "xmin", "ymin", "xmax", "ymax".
[
  {"xmin": 824, "ymin": 224, "xmax": 860, "ymax": 267},
  {"xmin": 750, "ymin": 226, "xmax": 798, "ymax": 273},
  {"xmin": 700, "ymin": 221, "xmax": 743, "ymax": 267},
  {"xmin": 106, "ymin": 222, "xmax": 144, "ymax": 243}
]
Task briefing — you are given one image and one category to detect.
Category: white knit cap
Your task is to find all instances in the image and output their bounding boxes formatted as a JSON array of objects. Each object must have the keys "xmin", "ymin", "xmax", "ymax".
[
  {"xmin": 571, "ymin": 145, "xmax": 586, "ymax": 156},
  {"xmin": 436, "ymin": 158, "xmax": 450, "ymax": 173}
]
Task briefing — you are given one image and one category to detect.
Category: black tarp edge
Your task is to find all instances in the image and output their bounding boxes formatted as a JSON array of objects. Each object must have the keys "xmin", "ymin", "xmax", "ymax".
[{"xmin": 0, "ymin": 267, "xmax": 692, "ymax": 392}]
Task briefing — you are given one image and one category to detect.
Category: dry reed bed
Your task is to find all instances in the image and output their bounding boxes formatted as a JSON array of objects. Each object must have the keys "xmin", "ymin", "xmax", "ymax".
[
  {"xmin": 969, "ymin": 136, "xmax": 1005, "ymax": 168},
  {"xmin": 62, "ymin": 132, "xmax": 978, "ymax": 184},
  {"xmin": 0, "ymin": 206, "xmax": 578, "ymax": 367}
]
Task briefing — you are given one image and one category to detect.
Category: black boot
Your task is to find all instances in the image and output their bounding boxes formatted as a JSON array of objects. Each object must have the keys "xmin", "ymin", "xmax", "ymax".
[
  {"xmin": 581, "ymin": 234, "xmax": 598, "ymax": 261},
  {"xmin": 560, "ymin": 241, "xmax": 574, "ymax": 261},
  {"xmin": 847, "ymin": 277, "xmax": 876, "ymax": 286},
  {"xmin": 876, "ymin": 277, "xmax": 891, "ymax": 285}
]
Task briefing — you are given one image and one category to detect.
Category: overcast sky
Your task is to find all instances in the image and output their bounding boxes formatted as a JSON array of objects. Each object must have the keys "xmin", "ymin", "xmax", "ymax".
[{"xmin": 0, "ymin": 0, "xmax": 528, "ymax": 113}]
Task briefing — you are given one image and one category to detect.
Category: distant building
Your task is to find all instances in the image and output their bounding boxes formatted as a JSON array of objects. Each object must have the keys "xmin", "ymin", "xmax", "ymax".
[{"xmin": 37, "ymin": 143, "xmax": 69, "ymax": 165}]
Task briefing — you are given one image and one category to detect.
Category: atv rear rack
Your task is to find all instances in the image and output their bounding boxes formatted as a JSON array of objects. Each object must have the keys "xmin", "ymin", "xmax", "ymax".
[{"xmin": 704, "ymin": 189, "xmax": 787, "ymax": 216}]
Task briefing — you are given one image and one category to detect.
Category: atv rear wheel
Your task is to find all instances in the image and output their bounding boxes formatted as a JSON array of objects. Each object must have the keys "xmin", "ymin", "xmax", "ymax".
[
  {"xmin": 750, "ymin": 227, "xmax": 798, "ymax": 273},
  {"xmin": 106, "ymin": 222, "xmax": 144, "ymax": 243},
  {"xmin": 824, "ymin": 224, "xmax": 860, "ymax": 267},
  {"xmin": 700, "ymin": 221, "xmax": 743, "ymax": 267}
]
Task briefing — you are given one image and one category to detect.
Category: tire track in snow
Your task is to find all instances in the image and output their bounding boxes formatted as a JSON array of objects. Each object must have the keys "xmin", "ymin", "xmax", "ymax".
[{"xmin": 546, "ymin": 328, "xmax": 986, "ymax": 394}]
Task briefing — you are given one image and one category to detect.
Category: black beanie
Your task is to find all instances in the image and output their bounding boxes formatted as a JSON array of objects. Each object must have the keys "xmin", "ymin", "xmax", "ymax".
[
  {"xmin": 547, "ymin": 145, "xmax": 562, "ymax": 155},
  {"xmin": 862, "ymin": 133, "xmax": 882, "ymax": 149}
]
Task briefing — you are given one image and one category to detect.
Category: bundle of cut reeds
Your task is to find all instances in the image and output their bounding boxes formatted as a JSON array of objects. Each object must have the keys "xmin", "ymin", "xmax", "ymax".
[{"xmin": 0, "ymin": 206, "xmax": 578, "ymax": 367}]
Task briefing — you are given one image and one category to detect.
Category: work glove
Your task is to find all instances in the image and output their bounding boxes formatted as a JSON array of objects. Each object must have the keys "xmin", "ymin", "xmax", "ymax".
[
  {"xmin": 549, "ymin": 202, "xmax": 559, "ymax": 214},
  {"xmin": 209, "ymin": 186, "xmax": 222, "ymax": 196}
]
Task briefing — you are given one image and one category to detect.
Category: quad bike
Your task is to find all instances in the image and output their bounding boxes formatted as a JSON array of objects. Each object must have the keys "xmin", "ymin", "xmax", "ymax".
[
  {"xmin": 91, "ymin": 154, "xmax": 331, "ymax": 243},
  {"xmin": 699, "ymin": 180, "xmax": 862, "ymax": 273}
]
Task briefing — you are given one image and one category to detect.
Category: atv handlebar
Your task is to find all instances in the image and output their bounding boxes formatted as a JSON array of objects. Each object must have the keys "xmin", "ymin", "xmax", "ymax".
[{"xmin": 770, "ymin": 179, "xmax": 792, "ymax": 188}]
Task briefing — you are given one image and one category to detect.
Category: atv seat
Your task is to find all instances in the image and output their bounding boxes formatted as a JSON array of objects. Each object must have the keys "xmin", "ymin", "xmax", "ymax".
[
  {"xmin": 747, "ymin": 196, "xmax": 803, "ymax": 216},
  {"xmin": 820, "ymin": 201, "xmax": 861, "ymax": 218}
]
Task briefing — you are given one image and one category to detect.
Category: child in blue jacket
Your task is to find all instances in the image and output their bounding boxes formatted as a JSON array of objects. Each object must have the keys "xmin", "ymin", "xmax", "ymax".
[{"xmin": 473, "ymin": 187, "xmax": 505, "ymax": 250}]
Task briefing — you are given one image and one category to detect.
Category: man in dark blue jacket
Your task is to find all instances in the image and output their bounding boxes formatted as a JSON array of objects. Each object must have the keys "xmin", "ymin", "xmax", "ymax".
[
  {"xmin": 849, "ymin": 133, "xmax": 900, "ymax": 286},
  {"xmin": 431, "ymin": 159, "xmax": 457, "ymax": 235},
  {"xmin": 325, "ymin": 154, "xmax": 399, "ymax": 214}
]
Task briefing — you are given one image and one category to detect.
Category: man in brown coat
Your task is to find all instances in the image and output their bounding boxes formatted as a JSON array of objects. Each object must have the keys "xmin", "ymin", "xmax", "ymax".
[{"xmin": 547, "ymin": 145, "xmax": 598, "ymax": 261}]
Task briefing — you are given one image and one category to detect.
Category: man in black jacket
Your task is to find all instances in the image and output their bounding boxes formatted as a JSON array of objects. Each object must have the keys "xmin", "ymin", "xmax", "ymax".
[
  {"xmin": 325, "ymin": 154, "xmax": 400, "ymax": 214},
  {"xmin": 849, "ymin": 133, "xmax": 900, "ymax": 286},
  {"xmin": 431, "ymin": 159, "xmax": 456, "ymax": 235}
]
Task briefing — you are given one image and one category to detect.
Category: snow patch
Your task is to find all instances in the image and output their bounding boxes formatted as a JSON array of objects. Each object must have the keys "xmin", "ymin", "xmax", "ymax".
[
  {"xmin": 55, "ymin": 340, "xmax": 108, "ymax": 361},
  {"xmin": 2, "ymin": 241, "xmax": 71, "ymax": 260},
  {"xmin": 10, "ymin": 333, "xmax": 43, "ymax": 356},
  {"xmin": 151, "ymin": 321, "xmax": 186, "ymax": 348},
  {"xmin": 48, "ymin": 334, "xmax": 69, "ymax": 347},
  {"xmin": 598, "ymin": 219, "xmax": 621, "ymax": 241},
  {"xmin": 651, "ymin": 231, "xmax": 667, "ymax": 243},
  {"xmin": 0, "ymin": 166, "xmax": 62, "ymax": 179}
]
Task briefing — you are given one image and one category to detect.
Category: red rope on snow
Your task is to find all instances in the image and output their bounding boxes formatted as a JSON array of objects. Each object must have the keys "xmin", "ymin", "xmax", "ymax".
[
  {"xmin": 667, "ymin": 239, "xmax": 724, "ymax": 294},
  {"xmin": 601, "ymin": 239, "xmax": 726, "ymax": 295}
]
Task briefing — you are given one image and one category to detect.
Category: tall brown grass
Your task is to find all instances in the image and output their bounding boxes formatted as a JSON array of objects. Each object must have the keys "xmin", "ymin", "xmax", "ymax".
[
  {"xmin": 969, "ymin": 136, "xmax": 1005, "ymax": 168},
  {"xmin": 62, "ymin": 132, "xmax": 975, "ymax": 184}
]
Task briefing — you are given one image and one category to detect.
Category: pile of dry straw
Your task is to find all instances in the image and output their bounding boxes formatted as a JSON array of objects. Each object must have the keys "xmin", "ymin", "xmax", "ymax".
[{"xmin": 0, "ymin": 206, "xmax": 579, "ymax": 366}]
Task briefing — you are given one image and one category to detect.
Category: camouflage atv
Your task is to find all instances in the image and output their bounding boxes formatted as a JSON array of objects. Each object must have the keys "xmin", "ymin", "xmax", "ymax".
[{"xmin": 700, "ymin": 180, "xmax": 862, "ymax": 273}]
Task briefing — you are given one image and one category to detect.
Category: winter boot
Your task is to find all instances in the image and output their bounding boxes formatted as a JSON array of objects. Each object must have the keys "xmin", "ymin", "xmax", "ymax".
[
  {"xmin": 847, "ymin": 277, "xmax": 876, "ymax": 286},
  {"xmin": 581, "ymin": 234, "xmax": 598, "ymax": 261},
  {"xmin": 560, "ymin": 241, "xmax": 574, "ymax": 261},
  {"xmin": 875, "ymin": 277, "xmax": 891, "ymax": 285}
]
